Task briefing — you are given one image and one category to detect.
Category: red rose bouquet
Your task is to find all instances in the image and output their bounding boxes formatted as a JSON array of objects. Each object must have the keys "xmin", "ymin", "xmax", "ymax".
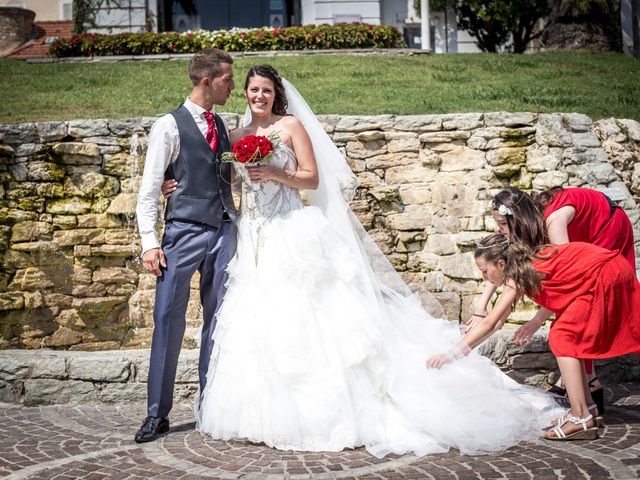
[
  {"xmin": 222, "ymin": 133, "xmax": 279, "ymax": 164},
  {"xmin": 222, "ymin": 133, "xmax": 280, "ymax": 191}
]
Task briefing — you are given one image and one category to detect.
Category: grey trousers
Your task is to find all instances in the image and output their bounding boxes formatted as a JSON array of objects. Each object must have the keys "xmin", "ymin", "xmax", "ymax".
[{"xmin": 147, "ymin": 219, "xmax": 237, "ymax": 418}]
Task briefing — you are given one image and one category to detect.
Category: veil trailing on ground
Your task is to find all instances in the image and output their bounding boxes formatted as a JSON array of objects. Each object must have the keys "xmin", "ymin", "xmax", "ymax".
[{"xmin": 280, "ymin": 78, "xmax": 446, "ymax": 320}]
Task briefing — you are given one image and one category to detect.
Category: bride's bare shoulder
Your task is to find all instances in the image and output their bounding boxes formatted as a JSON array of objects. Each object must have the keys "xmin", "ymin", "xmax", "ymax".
[
  {"xmin": 229, "ymin": 126, "xmax": 249, "ymax": 143},
  {"xmin": 280, "ymin": 114, "xmax": 302, "ymax": 128}
]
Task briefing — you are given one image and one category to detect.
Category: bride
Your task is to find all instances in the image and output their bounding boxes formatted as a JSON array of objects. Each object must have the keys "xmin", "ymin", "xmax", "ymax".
[{"xmin": 194, "ymin": 64, "xmax": 562, "ymax": 458}]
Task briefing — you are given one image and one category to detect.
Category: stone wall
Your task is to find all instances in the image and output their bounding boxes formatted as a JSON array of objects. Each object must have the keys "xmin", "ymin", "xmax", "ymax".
[
  {"xmin": 2, "ymin": 327, "xmax": 638, "ymax": 406},
  {"xmin": 0, "ymin": 7, "xmax": 35, "ymax": 56},
  {"xmin": 0, "ymin": 113, "xmax": 639, "ymax": 351}
]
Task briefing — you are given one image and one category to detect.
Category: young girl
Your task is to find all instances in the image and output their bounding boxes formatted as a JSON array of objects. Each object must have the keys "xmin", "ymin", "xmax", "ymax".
[
  {"xmin": 428, "ymin": 234, "xmax": 640, "ymax": 440},
  {"xmin": 470, "ymin": 187, "xmax": 636, "ymax": 413}
]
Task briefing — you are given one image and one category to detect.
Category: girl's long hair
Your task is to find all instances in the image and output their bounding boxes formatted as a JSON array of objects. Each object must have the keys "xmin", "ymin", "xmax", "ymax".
[
  {"xmin": 532, "ymin": 186, "xmax": 565, "ymax": 212},
  {"xmin": 492, "ymin": 188, "xmax": 548, "ymax": 248},
  {"xmin": 475, "ymin": 234, "xmax": 557, "ymax": 299}
]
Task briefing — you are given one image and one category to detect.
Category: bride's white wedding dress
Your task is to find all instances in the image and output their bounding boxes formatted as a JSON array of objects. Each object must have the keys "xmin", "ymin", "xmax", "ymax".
[{"xmin": 196, "ymin": 142, "xmax": 562, "ymax": 458}]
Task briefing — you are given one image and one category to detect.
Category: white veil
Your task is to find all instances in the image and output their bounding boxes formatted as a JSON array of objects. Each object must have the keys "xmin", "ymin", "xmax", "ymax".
[{"xmin": 281, "ymin": 78, "xmax": 446, "ymax": 319}]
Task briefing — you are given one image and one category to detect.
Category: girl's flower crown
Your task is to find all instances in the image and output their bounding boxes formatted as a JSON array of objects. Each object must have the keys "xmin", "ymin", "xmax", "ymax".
[{"xmin": 492, "ymin": 191, "xmax": 526, "ymax": 217}]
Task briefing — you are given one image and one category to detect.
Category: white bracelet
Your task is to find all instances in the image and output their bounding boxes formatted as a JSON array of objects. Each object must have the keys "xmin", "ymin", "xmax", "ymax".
[{"xmin": 449, "ymin": 344, "xmax": 471, "ymax": 360}]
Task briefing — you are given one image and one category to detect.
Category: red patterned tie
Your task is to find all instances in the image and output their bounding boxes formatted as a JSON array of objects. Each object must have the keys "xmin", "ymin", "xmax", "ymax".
[{"xmin": 203, "ymin": 111, "xmax": 218, "ymax": 153}]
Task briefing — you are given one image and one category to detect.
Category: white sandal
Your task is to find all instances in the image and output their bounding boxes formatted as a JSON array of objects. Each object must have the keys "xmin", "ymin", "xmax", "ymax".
[
  {"xmin": 545, "ymin": 413, "xmax": 600, "ymax": 441},
  {"xmin": 588, "ymin": 403, "xmax": 604, "ymax": 428},
  {"xmin": 548, "ymin": 404, "xmax": 603, "ymax": 429}
]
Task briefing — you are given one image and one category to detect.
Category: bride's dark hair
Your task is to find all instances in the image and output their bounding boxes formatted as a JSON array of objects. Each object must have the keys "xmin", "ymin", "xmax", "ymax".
[{"xmin": 244, "ymin": 64, "xmax": 288, "ymax": 116}]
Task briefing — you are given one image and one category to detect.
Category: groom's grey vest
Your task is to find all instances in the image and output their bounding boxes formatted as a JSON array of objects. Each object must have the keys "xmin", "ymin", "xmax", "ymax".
[{"xmin": 164, "ymin": 105, "xmax": 236, "ymax": 226}]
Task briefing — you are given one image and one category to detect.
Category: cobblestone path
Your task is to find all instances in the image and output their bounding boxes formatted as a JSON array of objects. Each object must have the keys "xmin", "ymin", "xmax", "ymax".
[{"xmin": 1, "ymin": 384, "xmax": 639, "ymax": 479}]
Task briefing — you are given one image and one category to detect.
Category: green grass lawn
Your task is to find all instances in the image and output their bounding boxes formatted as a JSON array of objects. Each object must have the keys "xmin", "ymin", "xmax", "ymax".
[{"xmin": 1, "ymin": 51, "xmax": 639, "ymax": 124}]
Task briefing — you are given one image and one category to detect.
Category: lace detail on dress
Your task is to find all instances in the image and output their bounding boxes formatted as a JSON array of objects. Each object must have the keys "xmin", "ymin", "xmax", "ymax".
[
  {"xmin": 235, "ymin": 144, "xmax": 304, "ymax": 261},
  {"xmin": 236, "ymin": 144, "xmax": 304, "ymax": 222}
]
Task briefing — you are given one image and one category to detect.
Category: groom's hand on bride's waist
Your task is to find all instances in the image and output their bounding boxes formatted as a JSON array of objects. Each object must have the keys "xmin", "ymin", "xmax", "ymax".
[
  {"xmin": 143, "ymin": 248, "xmax": 167, "ymax": 277},
  {"xmin": 161, "ymin": 179, "xmax": 178, "ymax": 199}
]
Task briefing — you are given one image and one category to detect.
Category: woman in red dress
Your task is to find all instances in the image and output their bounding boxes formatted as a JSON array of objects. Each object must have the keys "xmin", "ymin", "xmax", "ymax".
[
  {"xmin": 427, "ymin": 234, "xmax": 640, "ymax": 440},
  {"xmin": 536, "ymin": 187, "xmax": 635, "ymax": 269},
  {"xmin": 469, "ymin": 187, "xmax": 636, "ymax": 413}
]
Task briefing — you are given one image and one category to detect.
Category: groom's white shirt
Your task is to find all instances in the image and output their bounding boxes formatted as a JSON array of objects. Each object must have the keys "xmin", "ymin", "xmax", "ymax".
[{"xmin": 136, "ymin": 98, "xmax": 229, "ymax": 255}]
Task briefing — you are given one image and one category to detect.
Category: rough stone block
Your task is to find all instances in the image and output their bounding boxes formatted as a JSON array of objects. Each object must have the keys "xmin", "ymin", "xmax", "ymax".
[
  {"xmin": 440, "ymin": 252, "xmax": 480, "ymax": 280},
  {"xmin": 0, "ymin": 123, "xmax": 38, "ymax": 143},
  {"xmin": 398, "ymin": 184, "xmax": 432, "ymax": 204},
  {"xmin": 562, "ymin": 113, "xmax": 592, "ymax": 132},
  {"xmin": 23, "ymin": 379, "xmax": 96, "ymax": 406},
  {"xmin": 31, "ymin": 355, "xmax": 68, "ymax": 379},
  {"xmin": 532, "ymin": 171, "xmax": 569, "ymax": 190},
  {"xmin": 11, "ymin": 221, "xmax": 52, "ymax": 243},
  {"xmin": 0, "ymin": 292, "xmax": 24, "ymax": 311},
  {"xmin": 54, "ymin": 228, "xmax": 105, "ymax": 246},
  {"xmin": 92, "ymin": 267, "xmax": 138, "ymax": 284},
  {"xmin": 536, "ymin": 114, "xmax": 572, "ymax": 147},
  {"xmin": 47, "ymin": 197, "xmax": 93, "ymax": 215},
  {"xmin": 431, "ymin": 291, "xmax": 461, "ymax": 321},
  {"xmin": 439, "ymin": 146, "xmax": 485, "ymax": 172},
  {"xmin": 394, "ymin": 115, "xmax": 442, "ymax": 132},
  {"xmin": 386, "ymin": 206, "xmax": 433, "ymax": 230},
  {"xmin": 386, "ymin": 163, "xmax": 437, "ymax": 184},
  {"xmin": 91, "ymin": 244, "xmax": 138, "ymax": 257},
  {"xmin": 442, "ymin": 113, "xmax": 483, "ymax": 131},
  {"xmin": 68, "ymin": 120, "xmax": 110, "ymax": 138},
  {"xmin": 97, "ymin": 382, "xmax": 146, "ymax": 403},
  {"xmin": 484, "ymin": 112, "xmax": 536, "ymax": 127},
  {"xmin": 0, "ymin": 355, "xmax": 32, "ymax": 380},
  {"xmin": 335, "ymin": 115, "xmax": 395, "ymax": 132},
  {"xmin": 68, "ymin": 355, "xmax": 131, "ymax": 382},
  {"xmin": 36, "ymin": 121, "xmax": 68, "ymax": 142},
  {"xmin": 64, "ymin": 173, "xmax": 120, "ymax": 197},
  {"xmin": 52, "ymin": 142, "xmax": 101, "ymax": 165},
  {"xmin": 106, "ymin": 193, "xmax": 137, "ymax": 215},
  {"xmin": 365, "ymin": 152, "xmax": 418, "ymax": 170},
  {"xmin": 42, "ymin": 326, "xmax": 83, "ymax": 348},
  {"xmin": 425, "ymin": 234, "xmax": 457, "ymax": 256},
  {"xmin": 619, "ymin": 118, "xmax": 640, "ymax": 142}
]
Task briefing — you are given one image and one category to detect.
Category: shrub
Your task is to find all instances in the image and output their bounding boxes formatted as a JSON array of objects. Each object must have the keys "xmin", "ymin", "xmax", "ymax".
[{"xmin": 50, "ymin": 23, "xmax": 406, "ymax": 57}]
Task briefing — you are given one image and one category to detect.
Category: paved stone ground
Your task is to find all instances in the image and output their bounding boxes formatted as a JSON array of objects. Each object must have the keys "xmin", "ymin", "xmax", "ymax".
[{"xmin": 0, "ymin": 384, "xmax": 639, "ymax": 480}]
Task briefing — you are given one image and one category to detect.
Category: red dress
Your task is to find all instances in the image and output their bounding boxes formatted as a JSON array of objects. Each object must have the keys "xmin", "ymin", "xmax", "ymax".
[
  {"xmin": 533, "ymin": 242, "xmax": 640, "ymax": 359},
  {"xmin": 544, "ymin": 187, "xmax": 636, "ymax": 269}
]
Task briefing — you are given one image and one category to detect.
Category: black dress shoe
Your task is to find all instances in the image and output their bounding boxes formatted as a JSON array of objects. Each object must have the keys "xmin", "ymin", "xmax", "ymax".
[{"xmin": 134, "ymin": 416, "xmax": 169, "ymax": 443}]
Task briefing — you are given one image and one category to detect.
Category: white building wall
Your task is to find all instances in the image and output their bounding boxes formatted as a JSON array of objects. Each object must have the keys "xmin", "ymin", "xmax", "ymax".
[
  {"xmin": 301, "ymin": 0, "xmax": 381, "ymax": 25},
  {"xmin": 380, "ymin": 0, "xmax": 407, "ymax": 31},
  {"xmin": 0, "ymin": 0, "xmax": 71, "ymax": 21},
  {"xmin": 430, "ymin": 6, "xmax": 459, "ymax": 53},
  {"xmin": 456, "ymin": 29, "xmax": 482, "ymax": 53},
  {"xmin": 87, "ymin": 0, "xmax": 158, "ymax": 34}
]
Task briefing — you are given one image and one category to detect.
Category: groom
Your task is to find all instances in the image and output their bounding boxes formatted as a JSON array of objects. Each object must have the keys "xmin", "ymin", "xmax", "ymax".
[{"xmin": 134, "ymin": 48, "xmax": 238, "ymax": 443}]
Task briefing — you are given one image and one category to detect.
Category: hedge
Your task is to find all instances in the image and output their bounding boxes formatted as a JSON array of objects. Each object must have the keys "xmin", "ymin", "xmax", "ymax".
[{"xmin": 49, "ymin": 23, "xmax": 406, "ymax": 57}]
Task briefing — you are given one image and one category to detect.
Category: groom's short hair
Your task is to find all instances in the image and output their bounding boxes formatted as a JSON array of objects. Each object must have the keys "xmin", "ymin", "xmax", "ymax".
[{"xmin": 189, "ymin": 48, "xmax": 233, "ymax": 85}]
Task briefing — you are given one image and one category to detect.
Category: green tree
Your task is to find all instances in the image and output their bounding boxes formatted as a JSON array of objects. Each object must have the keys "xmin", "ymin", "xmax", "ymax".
[{"xmin": 457, "ymin": 0, "xmax": 550, "ymax": 53}]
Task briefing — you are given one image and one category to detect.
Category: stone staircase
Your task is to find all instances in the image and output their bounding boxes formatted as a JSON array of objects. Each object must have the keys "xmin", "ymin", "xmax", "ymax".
[{"xmin": 1, "ymin": 327, "xmax": 638, "ymax": 406}]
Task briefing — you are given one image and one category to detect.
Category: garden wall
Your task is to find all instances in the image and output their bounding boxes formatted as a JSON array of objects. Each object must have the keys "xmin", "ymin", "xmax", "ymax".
[{"xmin": 0, "ymin": 112, "xmax": 639, "ymax": 352}]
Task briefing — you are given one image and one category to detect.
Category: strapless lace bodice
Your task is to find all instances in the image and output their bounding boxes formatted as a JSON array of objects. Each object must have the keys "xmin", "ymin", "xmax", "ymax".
[{"xmin": 236, "ymin": 144, "xmax": 304, "ymax": 223}]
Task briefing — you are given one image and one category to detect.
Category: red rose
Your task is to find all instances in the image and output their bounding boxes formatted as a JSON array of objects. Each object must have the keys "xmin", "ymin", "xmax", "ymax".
[{"xmin": 230, "ymin": 134, "xmax": 274, "ymax": 164}]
